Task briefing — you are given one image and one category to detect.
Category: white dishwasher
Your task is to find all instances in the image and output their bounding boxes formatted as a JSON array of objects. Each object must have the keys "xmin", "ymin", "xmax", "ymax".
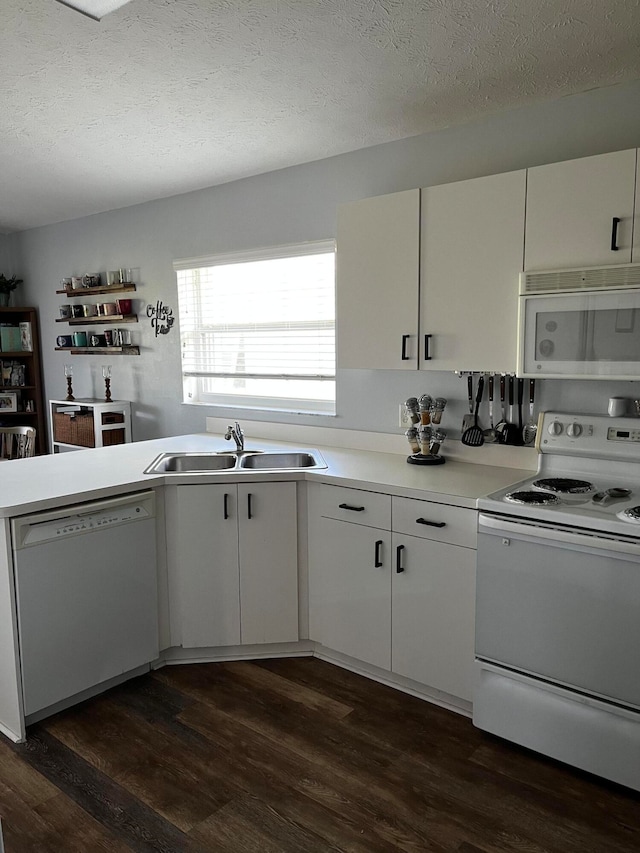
[{"xmin": 12, "ymin": 491, "xmax": 159, "ymax": 718}]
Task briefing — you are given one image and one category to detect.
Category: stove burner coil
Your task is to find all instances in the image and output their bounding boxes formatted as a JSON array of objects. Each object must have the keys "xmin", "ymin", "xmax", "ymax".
[
  {"xmin": 532, "ymin": 477, "xmax": 594, "ymax": 494},
  {"xmin": 505, "ymin": 491, "xmax": 561, "ymax": 506},
  {"xmin": 621, "ymin": 506, "xmax": 640, "ymax": 522}
]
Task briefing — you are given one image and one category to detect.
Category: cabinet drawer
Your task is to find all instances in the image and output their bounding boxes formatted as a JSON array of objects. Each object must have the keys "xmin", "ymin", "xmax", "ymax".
[
  {"xmin": 392, "ymin": 496, "xmax": 476, "ymax": 548},
  {"xmin": 316, "ymin": 484, "xmax": 391, "ymax": 530}
]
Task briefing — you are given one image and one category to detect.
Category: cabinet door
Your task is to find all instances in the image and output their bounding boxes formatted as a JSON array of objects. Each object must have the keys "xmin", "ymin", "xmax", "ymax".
[
  {"xmin": 525, "ymin": 149, "xmax": 637, "ymax": 270},
  {"xmin": 308, "ymin": 516, "xmax": 391, "ymax": 670},
  {"xmin": 336, "ymin": 189, "xmax": 420, "ymax": 369},
  {"xmin": 175, "ymin": 485, "xmax": 241, "ymax": 648},
  {"xmin": 392, "ymin": 533, "xmax": 476, "ymax": 702},
  {"xmin": 237, "ymin": 482, "xmax": 299, "ymax": 645},
  {"xmin": 420, "ymin": 170, "xmax": 525, "ymax": 373}
]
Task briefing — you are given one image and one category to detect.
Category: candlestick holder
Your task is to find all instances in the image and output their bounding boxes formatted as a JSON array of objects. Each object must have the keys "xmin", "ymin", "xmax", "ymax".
[
  {"xmin": 102, "ymin": 365, "xmax": 112, "ymax": 403},
  {"xmin": 64, "ymin": 364, "xmax": 74, "ymax": 401}
]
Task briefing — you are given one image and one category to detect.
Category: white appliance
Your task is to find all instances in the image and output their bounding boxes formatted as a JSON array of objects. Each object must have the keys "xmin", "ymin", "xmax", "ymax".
[
  {"xmin": 12, "ymin": 491, "xmax": 159, "ymax": 719},
  {"xmin": 517, "ymin": 262, "xmax": 640, "ymax": 378},
  {"xmin": 475, "ymin": 412, "xmax": 640, "ymax": 791}
]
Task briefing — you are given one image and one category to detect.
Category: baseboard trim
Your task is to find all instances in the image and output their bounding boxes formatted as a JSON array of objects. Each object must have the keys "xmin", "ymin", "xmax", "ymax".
[{"xmin": 158, "ymin": 640, "xmax": 471, "ymax": 717}]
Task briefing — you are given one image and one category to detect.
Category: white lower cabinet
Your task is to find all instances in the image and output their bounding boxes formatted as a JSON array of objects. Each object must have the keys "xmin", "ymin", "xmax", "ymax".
[
  {"xmin": 174, "ymin": 481, "xmax": 298, "ymax": 648},
  {"xmin": 309, "ymin": 515, "xmax": 391, "ymax": 669},
  {"xmin": 391, "ymin": 532, "xmax": 476, "ymax": 702},
  {"xmin": 308, "ymin": 484, "xmax": 476, "ymax": 702}
]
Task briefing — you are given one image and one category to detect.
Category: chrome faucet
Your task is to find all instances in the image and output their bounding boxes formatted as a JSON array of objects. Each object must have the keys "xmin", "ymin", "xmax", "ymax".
[{"xmin": 224, "ymin": 421, "xmax": 245, "ymax": 452}]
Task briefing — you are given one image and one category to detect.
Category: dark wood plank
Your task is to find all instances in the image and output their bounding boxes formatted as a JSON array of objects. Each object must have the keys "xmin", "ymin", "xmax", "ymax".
[
  {"xmin": 44, "ymin": 696, "xmax": 239, "ymax": 832},
  {"xmin": 9, "ymin": 728, "xmax": 207, "ymax": 852},
  {"xmin": 2, "ymin": 658, "xmax": 640, "ymax": 853}
]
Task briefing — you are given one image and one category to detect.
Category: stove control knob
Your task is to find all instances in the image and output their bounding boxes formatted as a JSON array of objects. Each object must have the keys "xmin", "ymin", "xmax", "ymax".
[
  {"xmin": 548, "ymin": 421, "xmax": 563, "ymax": 435},
  {"xmin": 567, "ymin": 422, "xmax": 582, "ymax": 438}
]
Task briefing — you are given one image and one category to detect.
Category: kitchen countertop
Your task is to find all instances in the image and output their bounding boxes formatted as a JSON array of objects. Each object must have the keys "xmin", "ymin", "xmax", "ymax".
[{"xmin": 0, "ymin": 433, "xmax": 533, "ymax": 517}]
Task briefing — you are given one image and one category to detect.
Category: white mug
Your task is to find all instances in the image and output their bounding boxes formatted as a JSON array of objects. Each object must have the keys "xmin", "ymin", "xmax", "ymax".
[{"xmin": 608, "ymin": 397, "xmax": 627, "ymax": 417}]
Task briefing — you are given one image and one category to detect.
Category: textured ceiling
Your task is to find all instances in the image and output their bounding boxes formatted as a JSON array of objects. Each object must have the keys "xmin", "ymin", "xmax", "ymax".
[{"xmin": 1, "ymin": 0, "xmax": 640, "ymax": 232}]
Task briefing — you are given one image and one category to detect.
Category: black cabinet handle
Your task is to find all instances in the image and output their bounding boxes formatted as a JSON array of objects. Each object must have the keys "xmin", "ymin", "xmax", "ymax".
[
  {"xmin": 401, "ymin": 334, "xmax": 410, "ymax": 360},
  {"xmin": 247, "ymin": 493, "xmax": 253, "ymax": 519},
  {"xmin": 611, "ymin": 217, "xmax": 621, "ymax": 251},
  {"xmin": 374, "ymin": 539, "xmax": 383, "ymax": 568},
  {"xmin": 223, "ymin": 492, "xmax": 229, "ymax": 520},
  {"xmin": 338, "ymin": 503, "xmax": 365, "ymax": 512},
  {"xmin": 416, "ymin": 517, "xmax": 446, "ymax": 528},
  {"xmin": 396, "ymin": 544, "xmax": 405, "ymax": 573},
  {"xmin": 424, "ymin": 334, "xmax": 432, "ymax": 361}
]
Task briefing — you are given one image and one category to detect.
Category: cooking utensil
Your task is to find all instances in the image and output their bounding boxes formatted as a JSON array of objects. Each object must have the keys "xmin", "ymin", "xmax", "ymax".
[
  {"xmin": 494, "ymin": 374, "xmax": 507, "ymax": 440},
  {"xmin": 483, "ymin": 375, "xmax": 497, "ymax": 442},
  {"xmin": 461, "ymin": 374, "xmax": 474, "ymax": 433},
  {"xmin": 501, "ymin": 375, "xmax": 521, "ymax": 445},
  {"xmin": 461, "ymin": 374, "xmax": 485, "ymax": 446},
  {"xmin": 523, "ymin": 379, "xmax": 537, "ymax": 445},
  {"xmin": 516, "ymin": 377, "xmax": 525, "ymax": 446}
]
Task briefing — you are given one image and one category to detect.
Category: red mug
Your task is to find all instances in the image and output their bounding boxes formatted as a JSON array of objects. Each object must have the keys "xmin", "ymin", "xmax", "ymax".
[{"xmin": 116, "ymin": 298, "xmax": 132, "ymax": 315}]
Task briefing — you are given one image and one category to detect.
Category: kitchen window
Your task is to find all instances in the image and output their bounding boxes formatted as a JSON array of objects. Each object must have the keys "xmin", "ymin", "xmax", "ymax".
[{"xmin": 174, "ymin": 241, "xmax": 336, "ymax": 414}]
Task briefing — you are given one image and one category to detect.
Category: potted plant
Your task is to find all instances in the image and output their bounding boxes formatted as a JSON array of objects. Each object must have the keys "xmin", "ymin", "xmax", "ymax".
[{"xmin": 0, "ymin": 275, "xmax": 23, "ymax": 307}]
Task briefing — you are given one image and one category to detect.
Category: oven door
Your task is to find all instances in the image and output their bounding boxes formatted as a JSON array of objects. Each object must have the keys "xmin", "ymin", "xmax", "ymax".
[
  {"xmin": 518, "ymin": 288, "xmax": 640, "ymax": 378},
  {"xmin": 477, "ymin": 512, "xmax": 640, "ymax": 708}
]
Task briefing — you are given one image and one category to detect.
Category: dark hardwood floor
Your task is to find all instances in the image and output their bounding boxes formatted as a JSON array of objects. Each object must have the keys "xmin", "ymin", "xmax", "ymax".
[{"xmin": 1, "ymin": 657, "xmax": 639, "ymax": 852}]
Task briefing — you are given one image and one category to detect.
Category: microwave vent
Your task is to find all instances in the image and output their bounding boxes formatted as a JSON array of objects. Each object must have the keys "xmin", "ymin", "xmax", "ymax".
[{"xmin": 520, "ymin": 263, "xmax": 640, "ymax": 295}]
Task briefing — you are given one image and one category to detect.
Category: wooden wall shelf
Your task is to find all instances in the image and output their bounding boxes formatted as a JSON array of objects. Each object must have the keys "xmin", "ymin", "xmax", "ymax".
[
  {"xmin": 56, "ymin": 284, "xmax": 136, "ymax": 297},
  {"xmin": 56, "ymin": 315, "xmax": 138, "ymax": 325},
  {"xmin": 54, "ymin": 346, "xmax": 140, "ymax": 355}
]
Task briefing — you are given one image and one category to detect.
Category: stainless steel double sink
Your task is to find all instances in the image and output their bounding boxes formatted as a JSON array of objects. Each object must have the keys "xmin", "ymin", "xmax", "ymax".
[{"xmin": 144, "ymin": 449, "xmax": 326, "ymax": 475}]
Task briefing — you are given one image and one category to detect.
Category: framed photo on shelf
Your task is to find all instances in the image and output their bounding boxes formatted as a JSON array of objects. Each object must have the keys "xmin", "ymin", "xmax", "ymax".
[{"xmin": 0, "ymin": 392, "xmax": 18, "ymax": 412}]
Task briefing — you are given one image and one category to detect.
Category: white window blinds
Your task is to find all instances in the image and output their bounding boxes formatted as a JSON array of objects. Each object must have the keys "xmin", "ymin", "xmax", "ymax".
[{"xmin": 174, "ymin": 241, "xmax": 336, "ymax": 413}]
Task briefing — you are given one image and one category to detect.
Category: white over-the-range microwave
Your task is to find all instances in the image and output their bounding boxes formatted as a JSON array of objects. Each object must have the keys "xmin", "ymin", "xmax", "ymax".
[{"xmin": 517, "ymin": 262, "xmax": 640, "ymax": 379}]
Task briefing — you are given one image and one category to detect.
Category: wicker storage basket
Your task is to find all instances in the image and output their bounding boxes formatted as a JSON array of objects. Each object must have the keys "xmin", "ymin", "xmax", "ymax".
[
  {"xmin": 102, "ymin": 428, "xmax": 125, "ymax": 446},
  {"xmin": 53, "ymin": 411, "xmax": 95, "ymax": 447}
]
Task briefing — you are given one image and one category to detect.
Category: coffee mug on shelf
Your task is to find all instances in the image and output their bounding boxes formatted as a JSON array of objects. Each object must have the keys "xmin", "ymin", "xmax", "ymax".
[
  {"xmin": 115, "ymin": 298, "xmax": 132, "ymax": 315},
  {"xmin": 608, "ymin": 397, "xmax": 627, "ymax": 417},
  {"xmin": 71, "ymin": 304, "xmax": 84, "ymax": 318},
  {"xmin": 100, "ymin": 302, "xmax": 118, "ymax": 316},
  {"xmin": 60, "ymin": 278, "xmax": 72, "ymax": 291},
  {"xmin": 59, "ymin": 305, "xmax": 72, "ymax": 319},
  {"xmin": 114, "ymin": 328, "xmax": 132, "ymax": 346},
  {"xmin": 72, "ymin": 331, "xmax": 88, "ymax": 347},
  {"xmin": 71, "ymin": 276, "xmax": 84, "ymax": 290},
  {"xmin": 83, "ymin": 304, "xmax": 99, "ymax": 317},
  {"xmin": 83, "ymin": 273, "xmax": 101, "ymax": 287},
  {"xmin": 103, "ymin": 329, "xmax": 114, "ymax": 346},
  {"xmin": 90, "ymin": 334, "xmax": 106, "ymax": 347},
  {"xmin": 57, "ymin": 335, "xmax": 73, "ymax": 348}
]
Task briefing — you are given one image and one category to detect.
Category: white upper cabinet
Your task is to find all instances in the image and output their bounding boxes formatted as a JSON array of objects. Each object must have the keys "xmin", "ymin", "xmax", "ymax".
[
  {"xmin": 420, "ymin": 170, "xmax": 526, "ymax": 373},
  {"xmin": 336, "ymin": 189, "xmax": 420, "ymax": 369},
  {"xmin": 524, "ymin": 149, "xmax": 638, "ymax": 271}
]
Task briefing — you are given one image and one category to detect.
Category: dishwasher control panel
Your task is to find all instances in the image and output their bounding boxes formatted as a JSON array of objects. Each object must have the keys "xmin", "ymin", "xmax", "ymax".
[
  {"xmin": 12, "ymin": 492, "xmax": 155, "ymax": 549},
  {"xmin": 55, "ymin": 505, "xmax": 148, "ymax": 538}
]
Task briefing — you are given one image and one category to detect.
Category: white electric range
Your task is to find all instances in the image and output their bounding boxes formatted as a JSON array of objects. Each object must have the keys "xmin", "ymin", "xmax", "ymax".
[{"xmin": 474, "ymin": 411, "xmax": 640, "ymax": 792}]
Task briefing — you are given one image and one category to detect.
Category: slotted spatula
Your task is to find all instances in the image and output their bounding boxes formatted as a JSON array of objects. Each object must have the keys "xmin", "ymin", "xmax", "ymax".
[
  {"xmin": 461, "ymin": 374, "xmax": 474, "ymax": 433},
  {"xmin": 461, "ymin": 374, "xmax": 485, "ymax": 446}
]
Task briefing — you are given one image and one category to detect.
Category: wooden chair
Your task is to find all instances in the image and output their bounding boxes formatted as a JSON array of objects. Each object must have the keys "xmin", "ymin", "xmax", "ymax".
[{"xmin": 0, "ymin": 426, "xmax": 36, "ymax": 460}]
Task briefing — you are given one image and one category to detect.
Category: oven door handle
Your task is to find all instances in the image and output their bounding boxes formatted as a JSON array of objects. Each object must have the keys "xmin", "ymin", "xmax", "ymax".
[{"xmin": 478, "ymin": 513, "xmax": 640, "ymax": 558}]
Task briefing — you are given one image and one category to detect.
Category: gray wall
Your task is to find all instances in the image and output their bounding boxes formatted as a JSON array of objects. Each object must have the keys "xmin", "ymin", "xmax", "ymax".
[
  {"xmin": 13, "ymin": 79, "xmax": 640, "ymax": 445},
  {"xmin": 0, "ymin": 235, "xmax": 15, "ymax": 277}
]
